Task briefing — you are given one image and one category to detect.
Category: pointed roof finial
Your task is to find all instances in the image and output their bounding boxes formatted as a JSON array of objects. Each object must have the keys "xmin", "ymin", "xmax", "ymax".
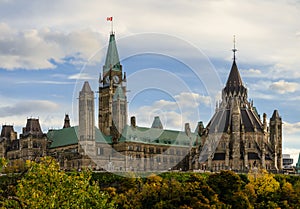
[{"xmin": 232, "ymin": 35, "xmax": 237, "ymax": 61}]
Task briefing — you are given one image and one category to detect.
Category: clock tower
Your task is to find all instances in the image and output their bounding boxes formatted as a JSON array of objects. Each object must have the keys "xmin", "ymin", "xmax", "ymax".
[{"xmin": 99, "ymin": 32, "xmax": 127, "ymax": 136}]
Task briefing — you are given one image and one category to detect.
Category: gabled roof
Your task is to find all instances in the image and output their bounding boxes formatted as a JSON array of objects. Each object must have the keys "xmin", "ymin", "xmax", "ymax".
[
  {"xmin": 113, "ymin": 85, "xmax": 126, "ymax": 101},
  {"xmin": 119, "ymin": 125, "xmax": 197, "ymax": 147},
  {"xmin": 47, "ymin": 126, "xmax": 112, "ymax": 149},
  {"xmin": 103, "ymin": 33, "xmax": 121, "ymax": 73},
  {"xmin": 47, "ymin": 126, "xmax": 78, "ymax": 148}
]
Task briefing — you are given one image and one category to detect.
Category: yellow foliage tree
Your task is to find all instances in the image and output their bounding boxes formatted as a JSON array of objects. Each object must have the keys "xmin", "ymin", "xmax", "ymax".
[
  {"xmin": 15, "ymin": 157, "xmax": 116, "ymax": 209},
  {"xmin": 247, "ymin": 169, "xmax": 280, "ymax": 196}
]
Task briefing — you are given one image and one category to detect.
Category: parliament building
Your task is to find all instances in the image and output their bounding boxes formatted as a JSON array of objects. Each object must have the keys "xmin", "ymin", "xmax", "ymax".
[{"xmin": 0, "ymin": 32, "xmax": 282, "ymax": 172}]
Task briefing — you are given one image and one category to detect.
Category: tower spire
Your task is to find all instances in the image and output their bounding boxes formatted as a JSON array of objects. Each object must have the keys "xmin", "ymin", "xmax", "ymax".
[
  {"xmin": 103, "ymin": 32, "xmax": 121, "ymax": 74},
  {"xmin": 232, "ymin": 35, "xmax": 237, "ymax": 61}
]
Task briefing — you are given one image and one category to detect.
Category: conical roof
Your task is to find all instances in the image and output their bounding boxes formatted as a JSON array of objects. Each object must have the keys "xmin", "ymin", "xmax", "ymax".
[
  {"xmin": 226, "ymin": 60, "xmax": 243, "ymax": 87},
  {"xmin": 103, "ymin": 33, "xmax": 121, "ymax": 73},
  {"xmin": 271, "ymin": 110, "xmax": 281, "ymax": 120},
  {"xmin": 223, "ymin": 59, "xmax": 247, "ymax": 96},
  {"xmin": 81, "ymin": 81, "xmax": 92, "ymax": 92}
]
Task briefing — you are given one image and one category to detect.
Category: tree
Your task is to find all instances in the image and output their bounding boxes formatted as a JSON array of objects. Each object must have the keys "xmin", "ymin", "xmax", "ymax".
[
  {"xmin": 116, "ymin": 173, "xmax": 223, "ymax": 209},
  {"xmin": 207, "ymin": 170, "xmax": 243, "ymax": 205},
  {"xmin": 278, "ymin": 181, "xmax": 299, "ymax": 208},
  {"xmin": 15, "ymin": 157, "xmax": 116, "ymax": 209},
  {"xmin": 0, "ymin": 158, "xmax": 7, "ymax": 172},
  {"xmin": 245, "ymin": 169, "xmax": 280, "ymax": 209}
]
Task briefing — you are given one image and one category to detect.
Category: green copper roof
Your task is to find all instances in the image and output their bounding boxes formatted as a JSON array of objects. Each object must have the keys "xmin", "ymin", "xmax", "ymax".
[
  {"xmin": 296, "ymin": 153, "xmax": 300, "ymax": 168},
  {"xmin": 119, "ymin": 125, "xmax": 197, "ymax": 147},
  {"xmin": 113, "ymin": 85, "xmax": 126, "ymax": 101},
  {"xmin": 103, "ymin": 33, "xmax": 121, "ymax": 73},
  {"xmin": 47, "ymin": 126, "xmax": 112, "ymax": 148}
]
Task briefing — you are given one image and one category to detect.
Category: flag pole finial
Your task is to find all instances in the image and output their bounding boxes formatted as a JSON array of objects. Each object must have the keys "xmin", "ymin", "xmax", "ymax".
[
  {"xmin": 107, "ymin": 17, "xmax": 114, "ymax": 34},
  {"xmin": 232, "ymin": 35, "xmax": 237, "ymax": 61}
]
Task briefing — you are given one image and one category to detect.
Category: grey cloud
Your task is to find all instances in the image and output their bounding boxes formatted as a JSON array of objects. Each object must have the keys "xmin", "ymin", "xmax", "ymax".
[{"xmin": 0, "ymin": 100, "xmax": 59, "ymax": 117}]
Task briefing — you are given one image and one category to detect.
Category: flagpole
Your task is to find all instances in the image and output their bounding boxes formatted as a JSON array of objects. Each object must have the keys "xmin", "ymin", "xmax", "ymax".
[{"xmin": 111, "ymin": 18, "xmax": 113, "ymax": 34}]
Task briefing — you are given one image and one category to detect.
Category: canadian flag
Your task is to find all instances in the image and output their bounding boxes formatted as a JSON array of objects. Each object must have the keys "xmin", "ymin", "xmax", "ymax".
[{"xmin": 107, "ymin": 17, "xmax": 113, "ymax": 21}]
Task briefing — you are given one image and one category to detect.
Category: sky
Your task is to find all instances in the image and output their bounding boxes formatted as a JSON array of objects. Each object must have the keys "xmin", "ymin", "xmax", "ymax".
[{"xmin": 0, "ymin": 0, "xmax": 300, "ymax": 164}]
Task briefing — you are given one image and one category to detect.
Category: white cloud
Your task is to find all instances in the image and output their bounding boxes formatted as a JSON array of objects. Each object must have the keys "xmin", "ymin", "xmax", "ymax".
[
  {"xmin": 68, "ymin": 73, "xmax": 96, "ymax": 80},
  {"xmin": 241, "ymin": 68, "xmax": 262, "ymax": 77},
  {"xmin": 0, "ymin": 23, "xmax": 103, "ymax": 70},
  {"xmin": 282, "ymin": 121, "xmax": 300, "ymax": 165},
  {"xmin": 283, "ymin": 121, "xmax": 300, "ymax": 134},
  {"xmin": 0, "ymin": 96, "xmax": 72, "ymax": 133},
  {"xmin": 0, "ymin": 100, "xmax": 59, "ymax": 117},
  {"xmin": 269, "ymin": 80, "xmax": 299, "ymax": 94},
  {"xmin": 130, "ymin": 92, "xmax": 210, "ymax": 130},
  {"xmin": 174, "ymin": 92, "xmax": 211, "ymax": 107},
  {"xmin": 16, "ymin": 80, "xmax": 74, "ymax": 85}
]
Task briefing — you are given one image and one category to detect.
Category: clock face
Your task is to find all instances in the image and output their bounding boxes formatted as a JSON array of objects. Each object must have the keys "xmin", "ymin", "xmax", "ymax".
[
  {"xmin": 105, "ymin": 76, "xmax": 110, "ymax": 84},
  {"xmin": 113, "ymin": 75, "xmax": 119, "ymax": 83}
]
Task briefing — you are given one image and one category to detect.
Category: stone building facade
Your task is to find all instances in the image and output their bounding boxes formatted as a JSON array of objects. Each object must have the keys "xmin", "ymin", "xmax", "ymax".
[
  {"xmin": 197, "ymin": 50, "xmax": 282, "ymax": 172},
  {"xmin": 0, "ymin": 32, "xmax": 283, "ymax": 173},
  {"xmin": 0, "ymin": 119, "xmax": 48, "ymax": 169}
]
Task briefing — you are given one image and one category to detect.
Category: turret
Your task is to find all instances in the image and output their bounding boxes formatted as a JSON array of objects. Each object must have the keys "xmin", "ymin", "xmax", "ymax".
[
  {"xmin": 270, "ymin": 110, "xmax": 282, "ymax": 170},
  {"xmin": 78, "ymin": 81, "xmax": 95, "ymax": 156},
  {"xmin": 79, "ymin": 81, "xmax": 95, "ymax": 141}
]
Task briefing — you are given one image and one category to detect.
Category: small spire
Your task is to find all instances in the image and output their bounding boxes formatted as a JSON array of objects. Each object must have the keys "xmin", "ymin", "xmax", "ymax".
[
  {"xmin": 232, "ymin": 35, "xmax": 237, "ymax": 61},
  {"xmin": 63, "ymin": 114, "xmax": 71, "ymax": 128}
]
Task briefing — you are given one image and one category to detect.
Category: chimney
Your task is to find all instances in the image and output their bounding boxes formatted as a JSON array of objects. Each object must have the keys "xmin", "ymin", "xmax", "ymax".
[{"xmin": 131, "ymin": 116, "xmax": 136, "ymax": 128}]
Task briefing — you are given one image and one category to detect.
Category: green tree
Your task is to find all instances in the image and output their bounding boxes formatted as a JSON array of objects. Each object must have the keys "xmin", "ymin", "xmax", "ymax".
[
  {"xmin": 207, "ymin": 170, "xmax": 244, "ymax": 205},
  {"xmin": 15, "ymin": 157, "xmax": 116, "ymax": 209},
  {"xmin": 277, "ymin": 181, "xmax": 299, "ymax": 208},
  {"xmin": 0, "ymin": 158, "xmax": 7, "ymax": 171},
  {"xmin": 117, "ymin": 173, "xmax": 223, "ymax": 209}
]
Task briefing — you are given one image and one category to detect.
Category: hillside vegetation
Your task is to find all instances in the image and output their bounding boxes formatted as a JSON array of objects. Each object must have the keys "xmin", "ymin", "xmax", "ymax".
[{"xmin": 1, "ymin": 157, "xmax": 300, "ymax": 209}]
